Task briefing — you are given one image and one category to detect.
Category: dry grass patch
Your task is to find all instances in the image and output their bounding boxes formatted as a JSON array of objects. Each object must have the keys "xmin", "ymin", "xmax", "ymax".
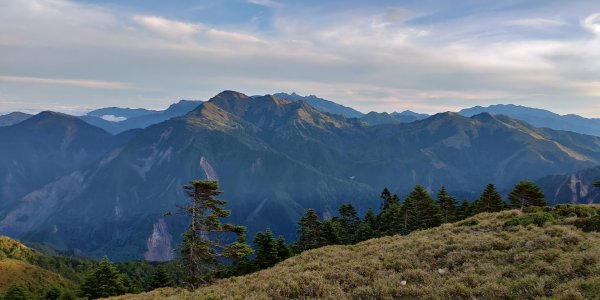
[{"xmin": 114, "ymin": 206, "xmax": 600, "ymax": 300}]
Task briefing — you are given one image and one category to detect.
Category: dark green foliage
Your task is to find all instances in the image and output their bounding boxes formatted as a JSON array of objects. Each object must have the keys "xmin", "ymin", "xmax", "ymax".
[
  {"xmin": 379, "ymin": 188, "xmax": 399, "ymax": 210},
  {"xmin": 436, "ymin": 186, "xmax": 457, "ymax": 223},
  {"xmin": 4, "ymin": 285, "xmax": 31, "ymax": 300},
  {"xmin": 275, "ymin": 237, "xmax": 291, "ymax": 262},
  {"xmin": 338, "ymin": 204, "xmax": 360, "ymax": 244},
  {"xmin": 509, "ymin": 180, "xmax": 547, "ymax": 209},
  {"xmin": 41, "ymin": 287, "xmax": 62, "ymax": 300},
  {"xmin": 379, "ymin": 204, "xmax": 404, "ymax": 236},
  {"xmin": 594, "ymin": 181, "xmax": 600, "ymax": 187},
  {"xmin": 179, "ymin": 180, "xmax": 252, "ymax": 288},
  {"xmin": 476, "ymin": 184, "xmax": 504, "ymax": 213},
  {"xmin": 504, "ymin": 212, "xmax": 555, "ymax": 227},
  {"xmin": 78, "ymin": 257, "xmax": 128, "ymax": 299},
  {"xmin": 295, "ymin": 209, "xmax": 326, "ymax": 252},
  {"xmin": 253, "ymin": 230, "xmax": 279, "ymax": 270},
  {"xmin": 148, "ymin": 266, "xmax": 174, "ymax": 290},
  {"xmin": 456, "ymin": 201, "xmax": 474, "ymax": 220},
  {"xmin": 457, "ymin": 218, "xmax": 479, "ymax": 227},
  {"xmin": 354, "ymin": 209, "xmax": 377, "ymax": 242},
  {"xmin": 321, "ymin": 220, "xmax": 342, "ymax": 245},
  {"xmin": 554, "ymin": 204, "xmax": 597, "ymax": 218},
  {"xmin": 400, "ymin": 185, "xmax": 442, "ymax": 231},
  {"xmin": 575, "ymin": 215, "xmax": 600, "ymax": 232}
]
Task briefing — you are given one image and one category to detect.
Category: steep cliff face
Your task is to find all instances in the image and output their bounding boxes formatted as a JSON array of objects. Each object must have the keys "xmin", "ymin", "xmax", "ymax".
[
  {"xmin": 537, "ymin": 166, "xmax": 600, "ymax": 205},
  {"xmin": 144, "ymin": 219, "xmax": 174, "ymax": 262}
]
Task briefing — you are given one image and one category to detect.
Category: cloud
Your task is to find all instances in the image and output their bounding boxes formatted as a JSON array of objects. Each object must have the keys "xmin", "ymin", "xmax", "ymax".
[
  {"xmin": 508, "ymin": 18, "xmax": 567, "ymax": 28},
  {"xmin": 0, "ymin": 76, "xmax": 129, "ymax": 89},
  {"xmin": 133, "ymin": 15, "xmax": 200, "ymax": 37},
  {"xmin": 0, "ymin": 0, "xmax": 599, "ymax": 117},
  {"xmin": 101, "ymin": 114, "xmax": 127, "ymax": 122},
  {"xmin": 582, "ymin": 13, "xmax": 600, "ymax": 36}
]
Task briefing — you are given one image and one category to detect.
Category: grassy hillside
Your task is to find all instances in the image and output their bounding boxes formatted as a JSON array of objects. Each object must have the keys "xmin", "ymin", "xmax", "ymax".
[
  {"xmin": 0, "ymin": 259, "xmax": 74, "ymax": 294},
  {"xmin": 116, "ymin": 205, "xmax": 600, "ymax": 299},
  {"xmin": 0, "ymin": 236, "xmax": 76, "ymax": 295}
]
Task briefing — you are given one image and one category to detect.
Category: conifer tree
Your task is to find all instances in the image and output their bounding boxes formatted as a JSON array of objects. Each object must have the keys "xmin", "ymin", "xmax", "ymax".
[
  {"xmin": 401, "ymin": 185, "xmax": 442, "ymax": 231},
  {"xmin": 456, "ymin": 201, "xmax": 474, "ymax": 220},
  {"xmin": 363, "ymin": 208, "xmax": 379, "ymax": 235},
  {"xmin": 148, "ymin": 266, "xmax": 174, "ymax": 290},
  {"xmin": 275, "ymin": 236, "xmax": 291, "ymax": 261},
  {"xmin": 508, "ymin": 180, "xmax": 547, "ymax": 209},
  {"xmin": 338, "ymin": 204, "xmax": 360, "ymax": 244},
  {"xmin": 380, "ymin": 188, "xmax": 399, "ymax": 210},
  {"xmin": 179, "ymin": 180, "xmax": 253, "ymax": 288},
  {"xmin": 322, "ymin": 219, "xmax": 343, "ymax": 245},
  {"xmin": 437, "ymin": 186, "xmax": 457, "ymax": 223},
  {"xmin": 295, "ymin": 209, "xmax": 326, "ymax": 252},
  {"xmin": 379, "ymin": 203, "xmax": 404, "ymax": 235},
  {"xmin": 476, "ymin": 184, "xmax": 504, "ymax": 213},
  {"xmin": 79, "ymin": 257, "xmax": 128, "ymax": 299},
  {"xmin": 253, "ymin": 229, "xmax": 279, "ymax": 270}
]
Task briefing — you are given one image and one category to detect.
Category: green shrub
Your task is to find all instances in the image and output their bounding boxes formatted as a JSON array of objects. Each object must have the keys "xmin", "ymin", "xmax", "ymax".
[
  {"xmin": 504, "ymin": 212, "xmax": 556, "ymax": 228},
  {"xmin": 554, "ymin": 205, "xmax": 598, "ymax": 218},
  {"xmin": 458, "ymin": 219, "xmax": 479, "ymax": 227},
  {"xmin": 574, "ymin": 215, "xmax": 600, "ymax": 232}
]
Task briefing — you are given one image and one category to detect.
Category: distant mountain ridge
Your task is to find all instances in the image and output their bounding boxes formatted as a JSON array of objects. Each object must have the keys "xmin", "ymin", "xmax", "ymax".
[
  {"xmin": 360, "ymin": 110, "xmax": 430, "ymax": 125},
  {"xmin": 273, "ymin": 92, "xmax": 364, "ymax": 118},
  {"xmin": 3, "ymin": 91, "xmax": 600, "ymax": 261},
  {"xmin": 459, "ymin": 104, "xmax": 600, "ymax": 137},
  {"xmin": 0, "ymin": 112, "xmax": 32, "ymax": 127}
]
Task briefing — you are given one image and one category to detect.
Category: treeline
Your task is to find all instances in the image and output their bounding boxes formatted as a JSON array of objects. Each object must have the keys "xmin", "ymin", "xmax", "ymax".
[
  {"xmin": 0, "ymin": 179, "xmax": 552, "ymax": 299},
  {"xmin": 246, "ymin": 180, "xmax": 548, "ymax": 270}
]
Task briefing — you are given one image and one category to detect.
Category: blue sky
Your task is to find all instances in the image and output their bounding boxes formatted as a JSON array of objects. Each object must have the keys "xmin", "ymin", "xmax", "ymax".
[{"xmin": 0, "ymin": 0, "xmax": 599, "ymax": 116}]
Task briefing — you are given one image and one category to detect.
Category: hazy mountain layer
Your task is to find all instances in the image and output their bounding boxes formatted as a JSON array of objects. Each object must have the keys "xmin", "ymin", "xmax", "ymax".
[
  {"xmin": 3, "ymin": 91, "xmax": 600, "ymax": 260},
  {"xmin": 460, "ymin": 104, "xmax": 600, "ymax": 137}
]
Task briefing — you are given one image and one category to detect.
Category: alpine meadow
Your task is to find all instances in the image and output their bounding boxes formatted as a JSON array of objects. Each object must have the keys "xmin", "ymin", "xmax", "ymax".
[{"xmin": 1, "ymin": 0, "xmax": 600, "ymax": 299}]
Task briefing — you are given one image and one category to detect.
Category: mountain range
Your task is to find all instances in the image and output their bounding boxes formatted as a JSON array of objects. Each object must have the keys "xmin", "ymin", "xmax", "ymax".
[{"xmin": 1, "ymin": 91, "xmax": 599, "ymax": 261}]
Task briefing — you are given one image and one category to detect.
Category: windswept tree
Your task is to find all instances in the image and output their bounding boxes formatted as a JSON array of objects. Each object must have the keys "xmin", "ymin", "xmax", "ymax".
[
  {"xmin": 437, "ymin": 186, "xmax": 457, "ymax": 223},
  {"xmin": 476, "ymin": 184, "xmax": 504, "ymax": 213},
  {"xmin": 508, "ymin": 180, "xmax": 547, "ymax": 209},
  {"xmin": 179, "ymin": 180, "xmax": 253, "ymax": 288}
]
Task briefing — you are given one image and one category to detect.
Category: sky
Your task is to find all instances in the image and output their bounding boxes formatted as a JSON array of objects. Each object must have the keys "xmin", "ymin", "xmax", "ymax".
[{"xmin": 0, "ymin": 0, "xmax": 599, "ymax": 117}]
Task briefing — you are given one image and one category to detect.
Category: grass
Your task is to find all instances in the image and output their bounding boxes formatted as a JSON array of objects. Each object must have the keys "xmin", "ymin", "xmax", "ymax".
[
  {"xmin": 114, "ymin": 205, "xmax": 600, "ymax": 300},
  {"xmin": 0, "ymin": 258, "xmax": 74, "ymax": 294}
]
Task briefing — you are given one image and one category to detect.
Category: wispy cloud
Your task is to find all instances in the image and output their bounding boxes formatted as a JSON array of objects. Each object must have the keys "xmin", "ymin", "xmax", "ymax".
[
  {"xmin": 0, "ymin": 0, "xmax": 599, "ymax": 117},
  {"xmin": 0, "ymin": 76, "xmax": 129, "ymax": 89}
]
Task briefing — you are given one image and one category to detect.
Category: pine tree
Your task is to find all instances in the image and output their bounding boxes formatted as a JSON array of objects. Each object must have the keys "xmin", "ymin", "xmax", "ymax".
[
  {"xmin": 379, "ymin": 203, "xmax": 404, "ymax": 235},
  {"xmin": 79, "ymin": 257, "xmax": 128, "ymax": 299},
  {"xmin": 275, "ymin": 236, "xmax": 291, "ymax": 261},
  {"xmin": 437, "ymin": 186, "xmax": 457, "ymax": 223},
  {"xmin": 149, "ymin": 266, "xmax": 174, "ymax": 290},
  {"xmin": 508, "ymin": 180, "xmax": 547, "ymax": 209},
  {"xmin": 363, "ymin": 208, "xmax": 378, "ymax": 235},
  {"xmin": 253, "ymin": 229, "xmax": 279, "ymax": 270},
  {"xmin": 338, "ymin": 204, "xmax": 360, "ymax": 244},
  {"xmin": 42, "ymin": 287, "xmax": 62, "ymax": 300},
  {"xmin": 476, "ymin": 184, "xmax": 504, "ymax": 213},
  {"xmin": 401, "ymin": 185, "xmax": 442, "ymax": 232},
  {"xmin": 322, "ymin": 219, "xmax": 343, "ymax": 245},
  {"xmin": 380, "ymin": 188, "xmax": 399, "ymax": 210},
  {"xmin": 179, "ymin": 180, "xmax": 253, "ymax": 288},
  {"xmin": 456, "ymin": 201, "xmax": 474, "ymax": 220},
  {"xmin": 295, "ymin": 208, "xmax": 326, "ymax": 252}
]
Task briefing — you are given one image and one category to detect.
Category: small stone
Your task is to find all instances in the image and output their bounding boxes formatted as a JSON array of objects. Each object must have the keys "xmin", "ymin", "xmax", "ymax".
[
  {"xmin": 437, "ymin": 268, "xmax": 446, "ymax": 274},
  {"xmin": 400, "ymin": 280, "xmax": 407, "ymax": 286}
]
